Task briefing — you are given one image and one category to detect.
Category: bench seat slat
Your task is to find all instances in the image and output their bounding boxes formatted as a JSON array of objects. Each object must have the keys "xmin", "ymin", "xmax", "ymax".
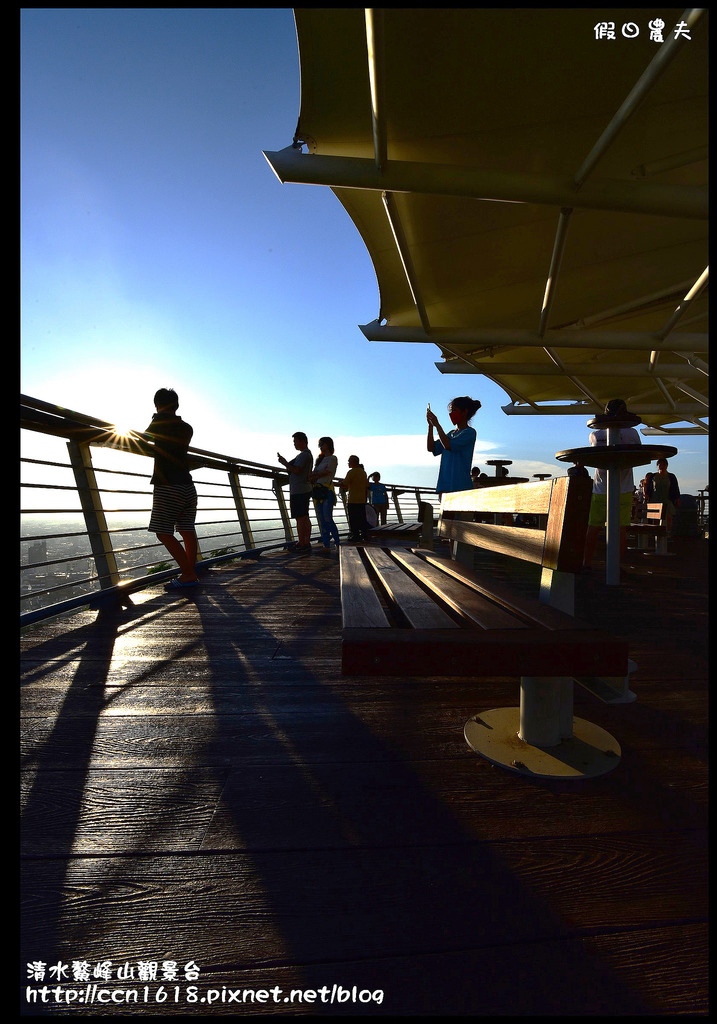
[
  {"xmin": 340, "ymin": 476, "xmax": 630, "ymax": 692},
  {"xmin": 339, "ymin": 547, "xmax": 392, "ymax": 629},
  {"xmin": 363, "ymin": 547, "xmax": 458, "ymax": 629},
  {"xmin": 410, "ymin": 550, "xmax": 595, "ymax": 632},
  {"xmin": 369, "ymin": 523, "xmax": 422, "ymax": 534},
  {"xmin": 342, "ymin": 626, "xmax": 628, "ymax": 678},
  {"xmin": 389, "ymin": 549, "xmax": 529, "ymax": 631}
]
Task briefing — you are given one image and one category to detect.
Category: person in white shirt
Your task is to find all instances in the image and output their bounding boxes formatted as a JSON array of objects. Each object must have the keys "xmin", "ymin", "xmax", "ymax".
[{"xmin": 309, "ymin": 437, "xmax": 341, "ymax": 550}]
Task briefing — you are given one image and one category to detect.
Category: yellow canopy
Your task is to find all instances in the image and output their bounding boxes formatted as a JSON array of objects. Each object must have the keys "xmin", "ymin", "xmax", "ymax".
[{"xmin": 264, "ymin": 8, "xmax": 708, "ymax": 432}]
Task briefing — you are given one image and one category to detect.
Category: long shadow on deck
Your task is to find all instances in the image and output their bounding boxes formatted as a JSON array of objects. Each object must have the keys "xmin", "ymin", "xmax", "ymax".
[
  {"xmin": 21, "ymin": 551, "xmax": 673, "ymax": 1015},
  {"xmin": 21, "ymin": 616, "xmax": 121, "ymax": 964},
  {"xmin": 190, "ymin": 560, "xmax": 651, "ymax": 1013}
]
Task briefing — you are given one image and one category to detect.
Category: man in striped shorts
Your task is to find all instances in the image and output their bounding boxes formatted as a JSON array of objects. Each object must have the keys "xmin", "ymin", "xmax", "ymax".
[{"xmin": 145, "ymin": 388, "xmax": 199, "ymax": 589}]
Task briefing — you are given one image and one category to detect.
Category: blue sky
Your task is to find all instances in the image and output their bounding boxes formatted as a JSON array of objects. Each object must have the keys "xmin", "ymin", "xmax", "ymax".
[{"xmin": 21, "ymin": 8, "xmax": 708, "ymax": 491}]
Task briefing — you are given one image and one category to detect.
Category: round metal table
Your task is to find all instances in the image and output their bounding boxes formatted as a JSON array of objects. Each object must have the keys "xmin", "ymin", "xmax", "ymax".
[
  {"xmin": 555, "ymin": 443, "xmax": 677, "ymax": 584},
  {"xmin": 486, "ymin": 459, "xmax": 512, "ymax": 479}
]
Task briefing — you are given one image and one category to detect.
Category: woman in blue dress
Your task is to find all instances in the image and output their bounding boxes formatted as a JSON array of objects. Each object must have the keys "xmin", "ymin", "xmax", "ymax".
[{"xmin": 427, "ymin": 396, "xmax": 481, "ymax": 495}]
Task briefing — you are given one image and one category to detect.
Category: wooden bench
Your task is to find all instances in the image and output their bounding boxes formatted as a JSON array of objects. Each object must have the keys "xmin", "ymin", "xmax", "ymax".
[
  {"xmin": 366, "ymin": 500, "xmax": 434, "ymax": 549},
  {"xmin": 340, "ymin": 475, "xmax": 634, "ymax": 779},
  {"xmin": 629, "ymin": 502, "xmax": 670, "ymax": 554}
]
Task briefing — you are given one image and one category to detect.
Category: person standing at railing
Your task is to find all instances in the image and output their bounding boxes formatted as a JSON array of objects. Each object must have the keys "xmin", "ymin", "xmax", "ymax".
[
  {"xmin": 426, "ymin": 396, "xmax": 481, "ymax": 495},
  {"xmin": 367, "ymin": 472, "xmax": 389, "ymax": 524},
  {"xmin": 278, "ymin": 432, "xmax": 313, "ymax": 554},
  {"xmin": 647, "ymin": 458, "xmax": 681, "ymax": 538},
  {"xmin": 339, "ymin": 455, "xmax": 369, "ymax": 542},
  {"xmin": 309, "ymin": 437, "xmax": 341, "ymax": 551},
  {"xmin": 145, "ymin": 388, "xmax": 199, "ymax": 589}
]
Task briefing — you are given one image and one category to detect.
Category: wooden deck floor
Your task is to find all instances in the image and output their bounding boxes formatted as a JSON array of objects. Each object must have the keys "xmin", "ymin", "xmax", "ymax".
[{"xmin": 21, "ymin": 537, "xmax": 708, "ymax": 1016}]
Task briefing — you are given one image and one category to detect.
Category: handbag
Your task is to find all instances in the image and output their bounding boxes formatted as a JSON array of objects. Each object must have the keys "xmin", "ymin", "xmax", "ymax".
[{"xmin": 312, "ymin": 483, "xmax": 331, "ymax": 501}]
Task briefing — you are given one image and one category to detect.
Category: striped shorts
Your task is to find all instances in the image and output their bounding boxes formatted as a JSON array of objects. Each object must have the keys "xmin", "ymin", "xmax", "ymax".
[{"xmin": 148, "ymin": 483, "xmax": 198, "ymax": 535}]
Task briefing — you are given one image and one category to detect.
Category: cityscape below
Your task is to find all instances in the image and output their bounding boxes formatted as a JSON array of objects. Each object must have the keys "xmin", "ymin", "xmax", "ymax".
[{"xmin": 20, "ymin": 515, "xmax": 282, "ymax": 613}]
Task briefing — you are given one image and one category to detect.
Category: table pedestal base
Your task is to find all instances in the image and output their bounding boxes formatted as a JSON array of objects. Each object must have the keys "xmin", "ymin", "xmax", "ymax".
[{"xmin": 464, "ymin": 709, "xmax": 621, "ymax": 779}]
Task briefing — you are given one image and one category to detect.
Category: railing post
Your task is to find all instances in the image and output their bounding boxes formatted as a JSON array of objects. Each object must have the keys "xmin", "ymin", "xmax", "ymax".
[
  {"xmin": 272, "ymin": 476, "xmax": 294, "ymax": 544},
  {"xmin": 67, "ymin": 441, "xmax": 120, "ymax": 589},
  {"xmin": 229, "ymin": 469, "xmax": 254, "ymax": 551},
  {"xmin": 391, "ymin": 487, "xmax": 403, "ymax": 523}
]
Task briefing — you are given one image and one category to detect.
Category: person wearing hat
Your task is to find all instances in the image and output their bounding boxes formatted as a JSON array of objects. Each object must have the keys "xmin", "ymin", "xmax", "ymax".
[{"xmin": 582, "ymin": 399, "xmax": 642, "ymax": 572}]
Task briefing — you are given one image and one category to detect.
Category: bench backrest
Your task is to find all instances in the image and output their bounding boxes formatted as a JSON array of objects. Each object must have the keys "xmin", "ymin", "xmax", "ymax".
[
  {"xmin": 644, "ymin": 502, "xmax": 666, "ymax": 522},
  {"xmin": 438, "ymin": 475, "xmax": 592, "ymax": 573}
]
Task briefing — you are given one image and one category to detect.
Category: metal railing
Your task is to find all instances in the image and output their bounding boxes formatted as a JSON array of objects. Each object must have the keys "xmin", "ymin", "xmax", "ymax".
[
  {"xmin": 21, "ymin": 396, "xmax": 437, "ymax": 625},
  {"xmin": 696, "ymin": 488, "xmax": 709, "ymax": 531}
]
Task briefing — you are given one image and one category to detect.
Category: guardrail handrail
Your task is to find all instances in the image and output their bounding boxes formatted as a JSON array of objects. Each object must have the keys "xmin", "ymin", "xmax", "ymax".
[{"xmin": 21, "ymin": 395, "xmax": 437, "ymax": 625}]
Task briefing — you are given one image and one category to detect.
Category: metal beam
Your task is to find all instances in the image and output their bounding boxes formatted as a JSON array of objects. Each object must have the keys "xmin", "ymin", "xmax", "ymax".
[
  {"xmin": 433, "ymin": 359, "xmax": 539, "ymax": 406},
  {"xmin": 665, "ymin": 379, "xmax": 710, "ymax": 408},
  {"xmin": 360, "ymin": 321, "xmax": 709, "ymax": 352},
  {"xmin": 501, "ymin": 401, "xmax": 705, "ymax": 416},
  {"xmin": 653, "ymin": 377, "xmax": 678, "ymax": 411},
  {"xmin": 501, "ymin": 402, "xmax": 596, "ymax": 416},
  {"xmin": 538, "ymin": 208, "xmax": 572, "ymax": 336},
  {"xmin": 263, "ymin": 147, "xmax": 707, "ymax": 220},
  {"xmin": 675, "ymin": 352, "xmax": 709, "ymax": 375},
  {"xmin": 538, "ymin": 7, "xmax": 704, "ymax": 360},
  {"xmin": 365, "ymin": 9, "xmax": 387, "ymax": 171},
  {"xmin": 631, "ymin": 145, "xmax": 708, "ymax": 179},
  {"xmin": 436, "ymin": 360, "xmax": 485, "ymax": 374},
  {"xmin": 381, "ymin": 192, "xmax": 431, "ymax": 332},
  {"xmin": 649, "ymin": 266, "xmax": 709, "ymax": 372},
  {"xmin": 435, "ymin": 360, "xmax": 704, "ymax": 378},
  {"xmin": 653, "ymin": 266, "xmax": 709, "ymax": 345},
  {"xmin": 556, "ymin": 281, "xmax": 696, "ymax": 330},
  {"xmin": 536, "ymin": 209, "xmax": 605, "ymax": 405},
  {"xmin": 573, "ymin": 9, "xmax": 705, "ymax": 187},
  {"xmin": 642, "ymin": 425, "xmax": 709, "ymax": 435},
  {"xmin": 538, "ymin": 348, "xmax": 602, "ymax": 408}
]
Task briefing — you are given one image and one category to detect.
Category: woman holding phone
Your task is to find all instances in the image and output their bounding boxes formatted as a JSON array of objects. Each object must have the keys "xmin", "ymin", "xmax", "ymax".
[{"xmin": 426, "ymin": 396, "xmax": 481, "ymax": 495}]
